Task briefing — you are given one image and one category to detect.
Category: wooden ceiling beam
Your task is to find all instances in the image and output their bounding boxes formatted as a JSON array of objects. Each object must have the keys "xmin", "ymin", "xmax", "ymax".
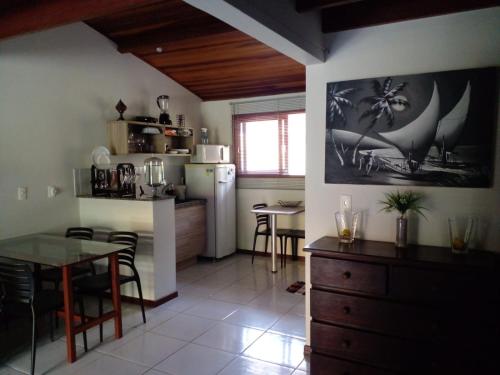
[
  {"xmin": 0, "ymin": 0, "xmax": 162, "ymax": 41},
  {"xmin": 296, "ymin": 0, "xmax": 365, "ymax": 13},
  {"xmin": 197, "ymin": 85, "xmax": 306, "ymax": 101},
  {"xmin": 322, "ymin": 0, "xmax": 499, "ymax": 33}
]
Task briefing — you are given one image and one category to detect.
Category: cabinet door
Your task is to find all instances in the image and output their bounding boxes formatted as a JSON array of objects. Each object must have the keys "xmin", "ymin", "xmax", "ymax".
[
  {"xmin": 107, "ymin": 122, "xmax": 129, "ymax": 154},
  {"xmin": 175, "ymin": 205, "xmax": 206, "ymax": 263}
]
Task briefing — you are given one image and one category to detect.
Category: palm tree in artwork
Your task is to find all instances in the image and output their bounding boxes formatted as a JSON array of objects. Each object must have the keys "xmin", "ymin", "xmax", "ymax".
[
  {"xmin": 351, "ymin": 77, "xmax": 409, "ymax": 164},
  {"xmin": 327, "ymin": 84, "xmax": 356, "ymax": 166}
]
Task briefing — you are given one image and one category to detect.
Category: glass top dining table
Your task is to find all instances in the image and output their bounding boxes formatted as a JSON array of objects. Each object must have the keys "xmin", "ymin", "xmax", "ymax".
[
  {"xmin": 0, "ymin": 233, "xmax": 127, "ymax": 364},
  {"xmin": 0, "ymin": 233, "xmax": 125, "ymax": 267}
]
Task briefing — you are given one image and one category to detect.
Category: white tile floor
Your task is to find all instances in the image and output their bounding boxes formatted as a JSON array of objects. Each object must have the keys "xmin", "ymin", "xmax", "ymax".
[{"xmin": 0, "ymin": 254, "xmax": 309, "ymax": 375}]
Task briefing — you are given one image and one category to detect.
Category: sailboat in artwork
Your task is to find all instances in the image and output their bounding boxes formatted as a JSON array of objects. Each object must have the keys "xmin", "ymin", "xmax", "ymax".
[
  {"xmin": 433, "ymin": 81, "xmax": 471, "ymax": 163},
  {"xmin": 377, "ymin": 81, "xmax": 441, "ymax": 172}
]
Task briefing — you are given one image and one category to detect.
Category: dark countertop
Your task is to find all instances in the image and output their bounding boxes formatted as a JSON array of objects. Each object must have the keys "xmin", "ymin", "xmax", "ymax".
[
  {"xmin": 77, "ymin": 194, "xmax": 175, "ymax": 202},
  {"xmin": 77, "ymin": 195, "xmax": 205, "ymax": 208},
  {"xmin": 304, "ymin": 236, "xmax": 499, "ymax": 269}
]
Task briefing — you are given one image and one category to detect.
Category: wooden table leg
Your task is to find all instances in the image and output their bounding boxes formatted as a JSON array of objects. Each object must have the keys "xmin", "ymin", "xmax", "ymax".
[
  {"xmin": 62, "ymin": 265, "xmax": 76, "ymax": 363},
  {"xmin": 109, "ymin": 253, "xmax": 123, "ymax": 339}
]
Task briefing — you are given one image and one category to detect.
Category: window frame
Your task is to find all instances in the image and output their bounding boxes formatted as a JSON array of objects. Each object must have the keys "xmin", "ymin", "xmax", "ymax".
[{"xmin": 232, "ymin": 109, "xmax": 305, "ymax": 178}]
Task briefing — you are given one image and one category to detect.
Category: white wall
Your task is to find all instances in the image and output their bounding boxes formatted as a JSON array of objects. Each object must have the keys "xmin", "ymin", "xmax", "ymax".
[
  {"xmin": 0, "ymin": 23, "xmax": 201, "ymax": 239},
  {"xmin": 200, "ymin": 93, "xmax": 306, "ymax": 254},
  {"xmin": 304, "ymin": 7, "xmax": 500, "ymax": 346},
  {"xmin": 306, "ymin": 8, "xmax": 500, "ymax": 250}
]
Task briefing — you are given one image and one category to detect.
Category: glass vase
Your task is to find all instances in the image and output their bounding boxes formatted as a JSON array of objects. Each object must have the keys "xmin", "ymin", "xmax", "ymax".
[
  {"xmin": 335, "ymin": 211, "xmax": 360, "ymax": 244},
  {"xmin": 448, "ymin": 217, "xmax": 474, "ymax": 254},
  {"xmin": 395, "ymin": 217, "xmax": 408, "ymax": 248}
]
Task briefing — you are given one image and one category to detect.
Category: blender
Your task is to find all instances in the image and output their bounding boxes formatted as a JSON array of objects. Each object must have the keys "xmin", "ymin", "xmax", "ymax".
[{"xmin": 157, "ymin": 95, "xmax": 172, "ymax": 125}]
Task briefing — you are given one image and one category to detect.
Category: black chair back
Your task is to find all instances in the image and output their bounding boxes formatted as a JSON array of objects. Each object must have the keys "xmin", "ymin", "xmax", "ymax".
[
  {"xmin": 253, "ymin": 203, "xmax": 269, "ymax": 229},
  {"xmin": 66, "ymin": 227, "xmax": 94, "ymax": 240},
  {"xmin": 107, "ymin": 232, "xmax": 139, "ymax": 270},
  {"xmin": 0, "ymin": 261, "xmax": 34, "ymax": 305}
]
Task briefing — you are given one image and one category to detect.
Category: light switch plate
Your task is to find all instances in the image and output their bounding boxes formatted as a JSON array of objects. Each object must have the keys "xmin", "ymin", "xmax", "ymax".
[
  {"xmin": 340, "ymin": 194, "xmax": 352, "ymax": 212},
  {"xmin": 17, "ymin": 187, "xmax": 28, "ymax": 200}
]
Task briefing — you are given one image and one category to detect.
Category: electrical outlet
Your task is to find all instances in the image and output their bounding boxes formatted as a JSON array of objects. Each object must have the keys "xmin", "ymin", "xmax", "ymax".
[
  {"xmin": 340, "ymin": 194, "xmax": 352, "ymax": 212},
  {"xmin": 17, "ymin": 187, "xmax": 28, "ymax": 200},
  {"xmin": 48, "ymin": 186, "xmax": 58, "ymax": 198}
]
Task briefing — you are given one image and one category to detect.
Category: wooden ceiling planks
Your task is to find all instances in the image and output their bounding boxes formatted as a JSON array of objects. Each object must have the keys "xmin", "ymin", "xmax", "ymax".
[
  {"xmin": 86, "ymin": 0, "xmax": 305, "ymax": 101},
  {"xmin": 0, "ymin": 0, "xmax": 161, "ymax": 41}
]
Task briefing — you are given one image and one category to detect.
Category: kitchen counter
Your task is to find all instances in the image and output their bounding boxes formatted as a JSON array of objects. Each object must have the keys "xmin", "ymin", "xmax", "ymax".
[
  {"xmin": 77, "ymin": 195, "xmax": 205, "ymax": 208},
  {"xmin": 78, "ymin": 196, "xmax": 176, "ymax": 305},
  {"xmin": 77, "ymin": 194, "xmax": 175, "ymax": 202}
]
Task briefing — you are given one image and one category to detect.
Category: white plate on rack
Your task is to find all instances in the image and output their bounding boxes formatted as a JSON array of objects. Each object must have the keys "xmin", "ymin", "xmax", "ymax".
[
  {"xmin": 173, "ymin": 149, "xmax": 190, "ymax": 154},
  {"xmin": 91, "ymin": 146, "xmax": 111, "ymax": 168}
]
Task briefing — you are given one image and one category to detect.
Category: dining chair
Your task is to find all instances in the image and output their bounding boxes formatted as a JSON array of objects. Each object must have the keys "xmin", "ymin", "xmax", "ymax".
[
  {"xmin": 251, "ymin": 203, "xmax": 289, "ymax": 266},
  {"xmin": 74, "ymin": 231, "xmax": 146, "ymax": 343},
  {"xmin": 39, "ymin": 227, "xmax": 96, "ymax": 291},
  {"xmin": 283, "ymin": 229, "xmax": 305, "ymax": 267},
  {"xmin": 0, "ymin": 261, "xmax": 88, "ymax": 375}
]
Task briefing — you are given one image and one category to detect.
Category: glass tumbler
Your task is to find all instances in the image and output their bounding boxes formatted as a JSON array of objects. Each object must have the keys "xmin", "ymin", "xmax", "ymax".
[
  {"xmin": 448, "ymin": 217, "xmax": 474, "ymax": 254},
  {"xmin": 335, "ymin": 211, "xmax": 360, "ymax": 244}
]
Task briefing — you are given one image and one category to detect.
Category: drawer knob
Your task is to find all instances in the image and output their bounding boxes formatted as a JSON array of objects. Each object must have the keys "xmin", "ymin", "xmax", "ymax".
[
  {"xmin": 343, "ymin": 306, "xmax": 351, "ymax": 314},
  {"xmin": 342, "ymin": 271, "xmax": 351, "ymax": 279},
  {"xmin": 341, "ymin": 339, "xmax": 351, "ymax": 349}
]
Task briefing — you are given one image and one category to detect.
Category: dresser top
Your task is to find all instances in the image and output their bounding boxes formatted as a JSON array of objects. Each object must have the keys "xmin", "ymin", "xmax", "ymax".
[{"xmin": 304, "ymin": 236, "xmax": 499, "ymax": 269}]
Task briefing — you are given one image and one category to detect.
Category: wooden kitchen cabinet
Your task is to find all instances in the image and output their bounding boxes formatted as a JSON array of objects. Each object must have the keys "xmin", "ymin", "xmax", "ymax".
[
  {"xmin": 175, "ymin": 201, "xmax": 206, "ymax": 269},
  {"xmin": 107, "ymin": 120, "xmax": 195, "ymax": 155}
]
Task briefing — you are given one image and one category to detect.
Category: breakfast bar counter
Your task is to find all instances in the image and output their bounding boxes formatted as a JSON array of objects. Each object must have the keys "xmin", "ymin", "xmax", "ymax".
[{"xmin": 77, "ymin": 196, "xmax": 177, "ymax": 306}]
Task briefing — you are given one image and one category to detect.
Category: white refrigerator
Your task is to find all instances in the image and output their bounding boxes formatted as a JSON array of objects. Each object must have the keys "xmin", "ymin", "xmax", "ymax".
[{"xmin": 184, "ymin": 164, "xmax": 236, "ymax": 259}]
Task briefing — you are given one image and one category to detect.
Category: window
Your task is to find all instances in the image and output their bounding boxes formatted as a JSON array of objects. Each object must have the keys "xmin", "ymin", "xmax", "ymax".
[{"xmin": 232, "ymin": 97, "xmax": 306, "ymax": 177}]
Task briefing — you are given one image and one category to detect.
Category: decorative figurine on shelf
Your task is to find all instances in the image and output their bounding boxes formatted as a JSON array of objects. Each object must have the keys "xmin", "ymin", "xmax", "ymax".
[
  {"xmin": 157, "ymin": 95, "xmax": 172, "ymax": 125},
  {"xmin": 379, "ymin": 190, "xmax": 427, "ymax": 248},
  {"xmin": 115, "ymin": 99, "xmax": 127, "ymax": 120}
]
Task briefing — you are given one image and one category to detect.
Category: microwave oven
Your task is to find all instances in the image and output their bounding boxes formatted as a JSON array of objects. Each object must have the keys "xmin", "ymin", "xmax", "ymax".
[{"xmin": 191, "ymin": 145, "xmax": 230, "ymax": 163}]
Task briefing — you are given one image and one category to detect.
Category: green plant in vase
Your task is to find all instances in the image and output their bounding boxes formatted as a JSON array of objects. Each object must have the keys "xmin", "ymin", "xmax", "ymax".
[{"xmin": 379, "ymin": 190, "xmax": 427, "ymax": 247}]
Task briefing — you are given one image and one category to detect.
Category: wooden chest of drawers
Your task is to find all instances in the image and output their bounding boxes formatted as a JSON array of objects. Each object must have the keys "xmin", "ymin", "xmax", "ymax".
[{"xmin": 305, "ymin": 237, "xmax": 500, "ymax": 374}]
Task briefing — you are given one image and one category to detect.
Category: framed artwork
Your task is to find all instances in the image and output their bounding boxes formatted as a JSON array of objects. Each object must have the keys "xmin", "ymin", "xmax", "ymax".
[{"xmin": 324, "ymin": 67, "xmax": 497, "ymax": 187}]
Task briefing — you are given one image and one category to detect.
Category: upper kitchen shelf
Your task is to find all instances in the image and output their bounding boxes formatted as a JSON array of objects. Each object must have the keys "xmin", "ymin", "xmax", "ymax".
[{"xmin": 107, "ymin": 120, "xmax": 195, "ymax": 155}]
